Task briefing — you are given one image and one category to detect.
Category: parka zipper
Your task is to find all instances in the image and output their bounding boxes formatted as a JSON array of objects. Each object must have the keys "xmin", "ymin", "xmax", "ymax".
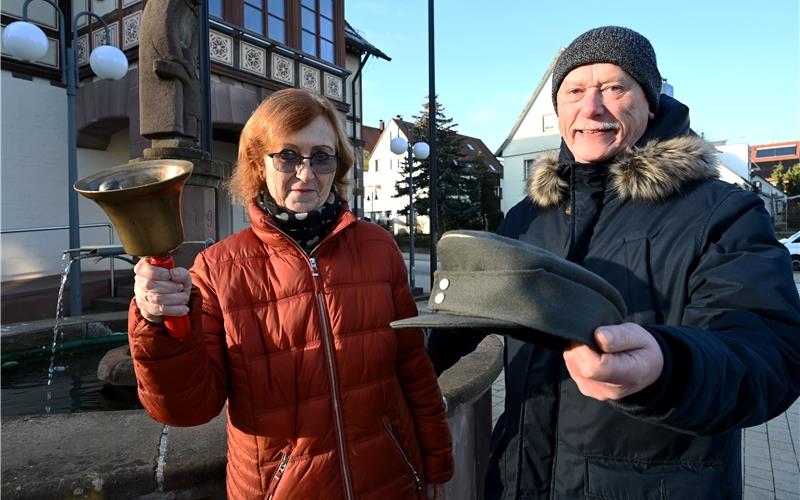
[
  {"xmin": 385, "ymin": 422, "xmax": 422, "ymax": 491},
  {"xmin": 310, "ymin": 257, "xmax": 355, "ymax": 500},
  {"xmin": 265, "ymin": 452, "xmax": 290, "ymax": 500},
  {"xmin": 259, "ymin": 217, "xmax": 356, "ymax": 500}
]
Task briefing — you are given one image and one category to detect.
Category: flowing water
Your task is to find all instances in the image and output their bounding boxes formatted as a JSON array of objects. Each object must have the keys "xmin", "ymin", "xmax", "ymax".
[{"xmin": 45, "ymin": 256, "xmax": 73, "ymax": 413}]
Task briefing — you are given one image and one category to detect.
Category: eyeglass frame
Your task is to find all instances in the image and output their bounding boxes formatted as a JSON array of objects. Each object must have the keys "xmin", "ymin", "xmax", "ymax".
[{"xmin": 266, "ymin": 150, "xmax": 339, "ymax": 174}]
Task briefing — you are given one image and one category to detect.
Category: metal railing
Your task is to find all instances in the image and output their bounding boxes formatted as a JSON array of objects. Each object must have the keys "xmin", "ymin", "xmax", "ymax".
[{"xmin": 1, "ymin": 223, "xmax": 123, "ymax": 297}]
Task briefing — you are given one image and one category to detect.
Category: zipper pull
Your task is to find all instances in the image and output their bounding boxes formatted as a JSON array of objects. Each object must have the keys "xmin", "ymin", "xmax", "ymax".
[
  {"xmin": 266, "ymin": 453, "xmax": 290, "ymax": 500},
  {"xmin": 310, "ymin": 257, "xmax": 319, "ymax": 277}
]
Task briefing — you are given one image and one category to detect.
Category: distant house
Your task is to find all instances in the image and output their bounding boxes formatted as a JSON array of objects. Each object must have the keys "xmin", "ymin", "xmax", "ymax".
[
  {"xmin": 363, "ymin": 117, "xmax": 502, "ymax": 233},
  {"xmin": 717, "ymin": 142, "xmax": 788, "ymax": 229},
  {"xmin": 495, "ymin": 51, "xmax": 564, "ymax": 214},
  {"xmin": 750, "ymin": 141, "xmax": 800, "ymax": 180}
]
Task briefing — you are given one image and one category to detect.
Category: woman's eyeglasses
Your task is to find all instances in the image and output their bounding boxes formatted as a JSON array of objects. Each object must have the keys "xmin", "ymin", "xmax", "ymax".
[{"xmin": 267, "ymin": 150, "xmax": 338, "ymax": 174}]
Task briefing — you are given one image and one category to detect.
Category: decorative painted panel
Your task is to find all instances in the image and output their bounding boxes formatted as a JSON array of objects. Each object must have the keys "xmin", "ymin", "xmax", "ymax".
[
  {"xmin": 92, "ymin": 22, "xmax": 119, "ymax": 49},
  {"xmin": 76, "ymin": 34, "xmax": 89, "ymax": 66},
  {"xmin": 299, "ymin": 64, "xmax": 320, "ymax": 93},
  {"xmin": 271, "ymin": 53, "xmax": 294, "ymax": 85},
  {"xmin": 240, "ymin": 42, "xmax": 266, "ymax": 77},
  {"xmin": 209, "ymin": 30, "xmax": 233, "ymax": 65},
  {"xmin": 323, "ymin": 73, "xmax": 343, "ymax": 101},
  {"xmin": 122, "ymin": 11, "xmax": 141, "ymax": 50}
]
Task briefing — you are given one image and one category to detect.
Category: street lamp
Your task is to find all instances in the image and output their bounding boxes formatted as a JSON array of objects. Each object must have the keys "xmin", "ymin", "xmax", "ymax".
[
  {"xmin": 3, "ymin": 0, "xmax": 128, "ymax": 317},
  {"xmin": 390, "ymin": 135, "xmax": 429, "ymax": 291}
]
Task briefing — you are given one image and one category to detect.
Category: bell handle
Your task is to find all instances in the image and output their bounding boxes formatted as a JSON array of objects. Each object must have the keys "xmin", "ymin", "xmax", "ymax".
[{"xmin": 146, "ymin": 255, "xmax": 191, "ymax": 341}]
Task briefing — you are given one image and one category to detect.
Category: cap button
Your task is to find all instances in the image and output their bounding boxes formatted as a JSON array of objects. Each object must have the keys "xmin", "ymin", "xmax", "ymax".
[
  {"xmin": 439, "ymin": 278, "xmax": 450, "ymax": 290},
  {"xmin": 433, "ymin": 292, "xmax": 445, "ymax": 304}
]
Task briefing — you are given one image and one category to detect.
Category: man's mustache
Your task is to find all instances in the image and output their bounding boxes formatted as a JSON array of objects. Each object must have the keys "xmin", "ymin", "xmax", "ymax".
[{"xmin": 576, "ymin": 122, "xmax": 620, "ymax": 131}]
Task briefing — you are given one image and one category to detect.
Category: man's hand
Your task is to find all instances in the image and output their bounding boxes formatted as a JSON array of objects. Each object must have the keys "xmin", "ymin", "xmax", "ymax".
[{"xmin": 563, "ymin": 323, "xmax": 663, "ymax": 400}]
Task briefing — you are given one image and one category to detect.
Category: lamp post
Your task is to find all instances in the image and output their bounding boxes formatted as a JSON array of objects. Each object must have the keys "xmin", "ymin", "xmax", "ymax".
[
  {"xmin": 390, "ymin": 135, "xmax": 429, "ymax": 291},
  {"xmin": 3, "ymin": 0, "xmax": 128, "ymax": 317}
]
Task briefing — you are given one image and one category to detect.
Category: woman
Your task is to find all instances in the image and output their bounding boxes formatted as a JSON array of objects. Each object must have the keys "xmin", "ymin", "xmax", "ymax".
[{"xmin": 129, "ymin": 88, "xmax": 454, "ymax": 499}]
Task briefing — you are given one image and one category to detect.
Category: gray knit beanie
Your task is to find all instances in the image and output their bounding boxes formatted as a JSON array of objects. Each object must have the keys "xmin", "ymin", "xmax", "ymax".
[{"xmin": 551, "ymin": 26, "xmax": 662, "ymax": 113}]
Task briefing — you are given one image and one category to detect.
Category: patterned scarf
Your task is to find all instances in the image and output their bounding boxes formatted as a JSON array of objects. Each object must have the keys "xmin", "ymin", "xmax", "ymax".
[{"xmin": 257, "ymin": 188, "xmax": 342, "ymax": 254}]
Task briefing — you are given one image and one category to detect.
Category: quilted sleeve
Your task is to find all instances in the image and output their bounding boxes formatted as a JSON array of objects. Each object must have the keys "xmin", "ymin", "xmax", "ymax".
[{"xmin": 128, "ymin": 251, "xmax": 228, "ymax": 426}]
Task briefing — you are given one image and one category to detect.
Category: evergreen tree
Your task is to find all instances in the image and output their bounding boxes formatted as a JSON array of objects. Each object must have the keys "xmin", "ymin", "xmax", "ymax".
[
  {"xmin": 772, "ymin": 162, "xmax": 800, "ymax": 196},
  {"xmin": 394, "ymin": 97, "xmax": 482, "ymax": 233}
]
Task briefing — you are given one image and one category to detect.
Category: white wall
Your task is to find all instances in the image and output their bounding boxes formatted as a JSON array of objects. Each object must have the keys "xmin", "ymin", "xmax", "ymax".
[
  {"xmin": 514, "ymin": 77, "xmax": 557, "ymax": 141},
  {"xmin": 1, "ymin": 71, "xmax": 131, "ymax": 281},
  {"xmin": 717, "ymin": 143, "xmax": 750, "ymax": 180}
]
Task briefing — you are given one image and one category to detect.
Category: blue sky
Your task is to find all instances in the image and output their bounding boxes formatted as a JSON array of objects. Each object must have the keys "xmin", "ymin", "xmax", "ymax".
[{"xmin": 345, "ymin": 0, "xmax": 799, "ymax": 153}]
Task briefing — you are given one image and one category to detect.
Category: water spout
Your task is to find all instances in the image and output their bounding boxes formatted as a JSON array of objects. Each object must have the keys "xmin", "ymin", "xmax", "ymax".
[{"xmin": 45, "ymin": 255, "xmax": 73, "ymax": 413}]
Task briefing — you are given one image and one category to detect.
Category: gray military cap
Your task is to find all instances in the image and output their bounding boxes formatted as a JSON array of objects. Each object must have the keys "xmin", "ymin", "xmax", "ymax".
[{"xmin": 391, "ymin": 231, "xmax": 626, "ymax": 350}]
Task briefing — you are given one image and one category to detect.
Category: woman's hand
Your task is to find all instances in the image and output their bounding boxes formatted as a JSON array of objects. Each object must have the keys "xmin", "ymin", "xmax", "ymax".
[
  {"xmin": 426, "ymin": 483, "xmax": 444, "ymax": 499},
  {"xmin": 133, "ymin": 258, "xmax": 192, "ymax": 324}
]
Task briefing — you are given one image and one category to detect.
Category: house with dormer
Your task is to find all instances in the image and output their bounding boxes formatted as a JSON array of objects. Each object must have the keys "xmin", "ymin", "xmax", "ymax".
[{"xmin": 364, "ymin": 117, "xmax": 502, "ymax": 234}]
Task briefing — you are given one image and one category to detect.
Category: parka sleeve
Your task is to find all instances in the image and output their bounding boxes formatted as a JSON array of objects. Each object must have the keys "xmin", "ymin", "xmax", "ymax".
[
  {"xmin": 388, "ymin": 244, "xmax": 455, "ymax": 485},
  {"xmin": 128, "ymin": 251, "xmax": 228, "ymax": 426},
  {"xmin": 614, "ymin": 190, "xmax": 800, "ymax": 435}
]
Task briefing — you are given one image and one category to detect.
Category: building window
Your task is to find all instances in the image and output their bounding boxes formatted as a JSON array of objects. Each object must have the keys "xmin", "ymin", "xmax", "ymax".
[
  {"xmin": 755, "ymin": 145, "xmax": 797, "ymax": 158},
  {"xmin": 523, "ymin": 159, "xmax": 535, "ymax": 179},
  {"xmin": 241, "ymin": 0, "xmax": 286, "ymax": 44},
  {"xmin": 542, "ymin": 113, "xmax": 557, "ymax": 132},
  {"xmin": 374, "ymin": 159, "xmax": 379, "ymax": 172},
  {"xmin": 301, "ymin": 0, "xmax": 334, "ymax": 62},
  {"xmin": 210, "ymin": 0, "xmax": 223, "ymax": 17}
]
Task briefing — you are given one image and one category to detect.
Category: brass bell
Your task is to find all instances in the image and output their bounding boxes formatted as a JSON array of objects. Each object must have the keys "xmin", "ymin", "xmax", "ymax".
[{"xmin": 74, "ymin": 159, "xmax": 193, "ymax": 257}]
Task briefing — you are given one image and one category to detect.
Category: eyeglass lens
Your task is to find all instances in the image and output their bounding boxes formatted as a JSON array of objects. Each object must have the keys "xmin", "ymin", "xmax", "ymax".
[{"xmin": 271, "ymin": 151, "xmax": 336, "ymax": 173}]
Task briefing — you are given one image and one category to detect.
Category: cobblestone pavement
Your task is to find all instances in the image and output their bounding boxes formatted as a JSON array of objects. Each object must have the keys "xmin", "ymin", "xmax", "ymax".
[{"xmin": 486, "ymin": 272, "xmax": 800, "ymax": 499}]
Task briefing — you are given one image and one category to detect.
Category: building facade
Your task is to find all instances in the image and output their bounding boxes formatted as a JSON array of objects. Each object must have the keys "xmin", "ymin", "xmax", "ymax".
[{"xmin": 1, "ymin": 0, "xmax": 387, "ymax": 286}]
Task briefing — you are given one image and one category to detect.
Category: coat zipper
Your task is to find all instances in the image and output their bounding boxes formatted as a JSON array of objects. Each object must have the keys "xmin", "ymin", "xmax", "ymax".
[
  {"xmin": 265, "ymin": 452, "xmax": 290, "ymax": 499},
  {"xmin": 259, "ymin": 217, "xmax": 355, "ymax": 500},
  {"xmin": 310, "ymin": 257, "xmax": 355, "ymax": 500},
  {"xmin": 385, "ymin": 422, "xmax": 422, "ymax": 491}
]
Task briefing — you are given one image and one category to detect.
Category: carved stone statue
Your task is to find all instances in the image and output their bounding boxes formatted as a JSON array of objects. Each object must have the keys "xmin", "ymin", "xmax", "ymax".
[{"xmin": 139, "ymin": 0, "xmax": 202, "ymax": 148}]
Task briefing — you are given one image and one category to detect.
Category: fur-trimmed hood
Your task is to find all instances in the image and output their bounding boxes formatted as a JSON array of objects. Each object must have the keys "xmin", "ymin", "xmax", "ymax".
[{"xmin": 527, "ymin": 135, "xmax": 720, "ymax": 207}]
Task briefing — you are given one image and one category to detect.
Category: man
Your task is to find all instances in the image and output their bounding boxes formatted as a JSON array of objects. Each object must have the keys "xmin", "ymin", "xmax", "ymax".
[{"xmin": 428, "ymin": 26, "xmax": 800, "ymax": 499}]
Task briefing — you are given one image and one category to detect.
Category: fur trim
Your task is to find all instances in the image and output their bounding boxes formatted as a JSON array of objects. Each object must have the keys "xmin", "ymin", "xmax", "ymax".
[{"xmin": 527, "ymin": 135, "xmax": 719, "ymax": 207}]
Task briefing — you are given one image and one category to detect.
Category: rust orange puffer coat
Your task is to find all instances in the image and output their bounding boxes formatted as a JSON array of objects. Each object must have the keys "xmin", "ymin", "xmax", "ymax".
[{"xmin": 128, "ymin": 201, "xmax": 454, "ymax": 499}]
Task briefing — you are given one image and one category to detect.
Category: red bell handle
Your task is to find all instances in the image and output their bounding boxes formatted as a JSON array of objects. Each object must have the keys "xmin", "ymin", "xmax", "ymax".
[{"xmin": 146, "ymin": 255, "xmax": 191, "ymax": 341}]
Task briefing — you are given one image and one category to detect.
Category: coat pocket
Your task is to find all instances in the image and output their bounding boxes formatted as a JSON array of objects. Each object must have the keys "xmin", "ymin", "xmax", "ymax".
[
  {"xmin": 585, "ymin": 456, "xmax": 724, "ymax": 500},
  {"xmin": 385, "ymin": 421, "xmax": 423, "ymax": 492}
]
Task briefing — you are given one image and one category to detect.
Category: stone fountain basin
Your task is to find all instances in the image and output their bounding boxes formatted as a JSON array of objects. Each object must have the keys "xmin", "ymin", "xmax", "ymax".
[{"xmin": 1, "ymin": 311, "xmax": 503, "ymax": 499}]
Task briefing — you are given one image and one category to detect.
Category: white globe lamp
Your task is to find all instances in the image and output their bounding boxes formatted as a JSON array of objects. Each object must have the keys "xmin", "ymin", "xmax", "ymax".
[
  {"xmin": 412, "ymin": 142, "xmax": 430, "ymax": 160},
  {"xmin": 390, "ymin": 136, "xmax": 408, "ymax": 155},
  {"xmin": 2, "ymin": 20, "xmax": 48, "ymax": 61},
  {"xmin": 89, "ymin": 45, "xmax": 129, "ymax": 80}
]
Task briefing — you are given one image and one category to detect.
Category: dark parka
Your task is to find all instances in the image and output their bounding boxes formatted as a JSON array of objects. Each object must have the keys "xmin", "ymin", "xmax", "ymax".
[{"xmin": 428, "ymin": 96, "xmax": 800, "ymax": 499}]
